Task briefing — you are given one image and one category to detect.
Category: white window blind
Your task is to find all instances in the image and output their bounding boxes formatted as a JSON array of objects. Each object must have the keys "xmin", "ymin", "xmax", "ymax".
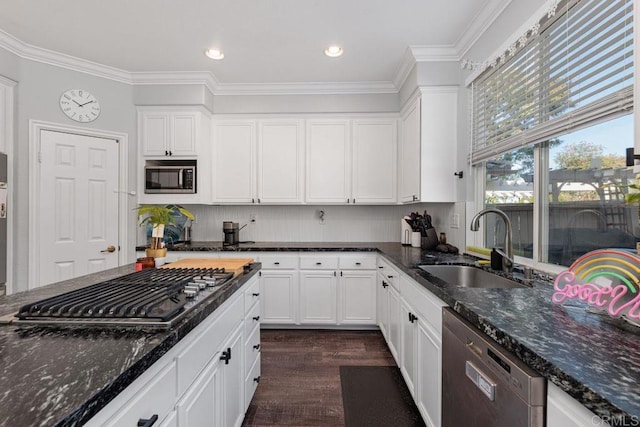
[{"xmin": 470, "ymin": 0, "xmax": 633, "ymax": 165}]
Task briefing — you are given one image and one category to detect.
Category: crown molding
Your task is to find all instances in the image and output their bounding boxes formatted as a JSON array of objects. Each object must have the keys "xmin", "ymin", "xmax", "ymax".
[
  {"xmin": 131, "ymin": 71, "xmax": 219, "ymax": 95},
  {"xmin": 454, "ymin": 0, "xmax": 513, "ymax": 58},
  {"xmin": 0, "ymin": 29, "xmax": 132, "ymax": 84}
]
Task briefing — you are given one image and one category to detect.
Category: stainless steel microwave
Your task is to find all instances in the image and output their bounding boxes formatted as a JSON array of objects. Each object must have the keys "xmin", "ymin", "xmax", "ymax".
[{"xmin": 145, "ymin": 166, "xmax": 196, "ymax": 194}]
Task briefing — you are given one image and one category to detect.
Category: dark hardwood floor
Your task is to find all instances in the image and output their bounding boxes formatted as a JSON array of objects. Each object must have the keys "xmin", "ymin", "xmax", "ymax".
[{"xmin": 242, "ymin": 329, "xmax": 397, "ymax": 426}]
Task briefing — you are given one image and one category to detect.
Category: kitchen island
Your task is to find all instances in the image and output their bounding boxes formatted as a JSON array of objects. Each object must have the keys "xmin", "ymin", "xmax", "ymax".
[{"xmin": 1, "ymin": 242, "xmax": 639, "ymax": 425}]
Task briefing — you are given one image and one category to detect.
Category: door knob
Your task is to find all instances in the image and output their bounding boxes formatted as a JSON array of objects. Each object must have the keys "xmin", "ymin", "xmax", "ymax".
[{"xmin": 101, "ymin": 245, "xmax": 116, "ymax": 253}]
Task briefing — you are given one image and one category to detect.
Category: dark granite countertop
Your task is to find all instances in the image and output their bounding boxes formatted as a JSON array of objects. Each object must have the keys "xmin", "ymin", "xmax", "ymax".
[
  {"xmin": 2, "ymin": 242, "xmax": 638, "ymax": 425},
  {"xmin": 0, "ymin": 263, "xmax": 261, "ymax": 427}
]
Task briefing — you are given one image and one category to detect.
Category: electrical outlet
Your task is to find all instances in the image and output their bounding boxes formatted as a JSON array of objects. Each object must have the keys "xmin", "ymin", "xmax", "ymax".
[
  {"xmin": 318, "ymin": 209, "xmax": 325, "ymax": 225},
  {"xmin": 250, "ymin": 213, "xmax": 256, "ymax": 223},
  {"xmin": 451, "ymin": 213, "xmax": 460, "ymax": 228}
]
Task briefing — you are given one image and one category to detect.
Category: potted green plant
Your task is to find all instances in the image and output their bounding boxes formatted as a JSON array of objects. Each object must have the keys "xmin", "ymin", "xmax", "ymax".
[{"xmin": 136, "ymin": 204, "xmax": 195, "ymax": 258}]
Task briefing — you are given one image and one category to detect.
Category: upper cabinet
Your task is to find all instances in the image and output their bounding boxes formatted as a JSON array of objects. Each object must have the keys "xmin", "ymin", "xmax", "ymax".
[
  {"xmin": 399, "ymin": 87, "xmax": 458, "ymax": 203},
  {"xmin": 211, "ymin": 119, "xmax": 304, "ymax": 204},
  {"xmin": 211, "ymin": 120, "xmax": 256, "ymax": 204},
  {"xmin": 306, "ymin": 118, "xmax": 397, "ymax": 204},
  {"xmin": 139, "ymin": 109, "xmax": 202, "ymax": 157},
  {"xmin": 305, "ymin": 119, "xmax": 351, "ymax": 204},
  {"xmin": 352, "ymin": 119, "xmax": 397, "ymax": 204},
  {"xmin": 258, "ymin": 120, "xmax": 304, "ymax": 204}
]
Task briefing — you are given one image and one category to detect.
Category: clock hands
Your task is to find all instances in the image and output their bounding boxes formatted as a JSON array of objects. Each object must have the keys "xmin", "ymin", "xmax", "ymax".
[
  {"xmin": 71, "ymin": 99, "xmax": 83, "ymax": 107},
  {"xmin": 79, "ymin": 100, "xmax": 95, "ymax": 107}
]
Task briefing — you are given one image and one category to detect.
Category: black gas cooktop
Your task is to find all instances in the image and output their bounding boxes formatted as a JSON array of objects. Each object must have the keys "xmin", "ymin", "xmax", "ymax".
[{"xmin": 15, "ymin": 267, "xmax": 235, "ymax": 329}]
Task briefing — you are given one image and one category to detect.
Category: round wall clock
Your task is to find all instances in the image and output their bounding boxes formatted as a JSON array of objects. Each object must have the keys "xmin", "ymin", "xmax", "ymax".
[{"xmin": 59, "ymin": 89, "xmax": 101, "ymax": 123}]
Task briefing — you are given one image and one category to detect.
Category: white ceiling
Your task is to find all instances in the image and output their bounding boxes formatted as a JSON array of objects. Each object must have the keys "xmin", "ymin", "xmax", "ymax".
[{"xmin": 0, "ymin": 0, "xmax": 510, "ymax": 92}]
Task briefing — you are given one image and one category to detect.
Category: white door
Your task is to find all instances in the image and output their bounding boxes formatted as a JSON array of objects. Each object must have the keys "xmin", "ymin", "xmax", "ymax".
[
  {"xmin": 38, "ymin": 130, "xmax": 119, "ymax": 287},
  {"xmin": 299, "ymin": 270, "xmax": 337, "ymax": 324},
  {"xmin": 338, "ymin": 270, "xmax": 377, "ymax": 325},
  {"xmin": 400, "ymin": 98, "xmax": 421, "ymax": 203},
  {"xmin": 212, "ymin": 121, "xmax": 256, "ymax": 203},
  {"xmin": 259, "ymin": 270, "xmax": 298, "ymax": 324}
]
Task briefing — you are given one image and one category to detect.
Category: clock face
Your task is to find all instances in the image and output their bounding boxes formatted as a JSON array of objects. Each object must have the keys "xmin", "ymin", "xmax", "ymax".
[{"xmin": 59, "ymin": 89, "xmax": 101, "ymax": 123}]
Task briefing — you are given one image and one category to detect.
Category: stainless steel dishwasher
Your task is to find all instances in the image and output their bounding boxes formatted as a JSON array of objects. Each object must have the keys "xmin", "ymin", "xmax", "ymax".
[{"xmin": 442, "ymin": 308, "xmax": 546, "ymax": 427}]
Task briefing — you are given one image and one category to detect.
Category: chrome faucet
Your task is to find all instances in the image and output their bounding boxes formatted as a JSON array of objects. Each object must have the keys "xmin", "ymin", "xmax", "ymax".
[{"xmin": 470, "ymin": 208, "xmax": 514, "ymax": 272}]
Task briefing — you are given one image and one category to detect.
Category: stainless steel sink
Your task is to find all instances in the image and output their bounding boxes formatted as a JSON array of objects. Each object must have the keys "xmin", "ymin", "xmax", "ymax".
[{"xmin": 418, "ymin": 265, "xmax": 527, "ymax": 289}]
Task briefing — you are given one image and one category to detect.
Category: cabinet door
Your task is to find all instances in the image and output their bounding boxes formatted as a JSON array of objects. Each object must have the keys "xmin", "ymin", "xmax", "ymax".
[
  {"xmin": 299, "ymin": 270, "xmax": 337, "ymax": 324},
  {"xmin": 339, "ymin": 270, "xmax": 376, "ymax": 325},
  {"xmin": 352, "ymin": 119, "xmax": 397, "ymax": 204},
  {"xmin": 212, "ymin": 121, "xmax": 256, "ymax": 203},
  {"xmin": 417, "ymin": 319, "xmax": 441, "ymax": 427},
  {"xmin": 222, "ymin": 325, "xmax": 245, "ymax": 427},
  {"xmin": 420, "ymin": 87, "xmax": 457, "ymax": 202},
  {"xmin": 399, "ymin": 299, "xmax": 417, "ymax": 397},
  {"xmin": 258, "ymin": 120, "xmax": 304, "ymax": 203},
  {"xmin": 177, "ymin": 358, "xmax": 223, "ymax": 427},
  {"xmin": 171, "ymin": 113, "xmax": 198, "ymax": 156},
  {"xmin": 260, "ymin": 270, "xmax": 298, "ymax": 324},
  {"xmin": 141, "ymin": 112, "xmax": 170, "ymax": 156},
  {"xmin": 376, "ymin": 273, "xmax": 390, "ymax": 340},
  {"xmin": 399, "ymin": 98, "xmax": 421, "ymax": 203},
  {"xmin": 305, "ymin": 119, "xmax": 351, "ymax": 203},
  {"xmin": 387, "ymin": 285, "xmax": 401, "ymax": 362}
]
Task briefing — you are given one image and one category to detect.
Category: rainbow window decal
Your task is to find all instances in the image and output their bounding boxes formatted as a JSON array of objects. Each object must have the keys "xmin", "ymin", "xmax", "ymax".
[{"xmin": 553, "ymin": 250, "xmax": 640, "ymax": 319}]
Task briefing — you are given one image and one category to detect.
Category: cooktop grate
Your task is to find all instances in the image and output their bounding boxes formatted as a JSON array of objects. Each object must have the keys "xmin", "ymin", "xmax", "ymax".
[{"xmin": 17, "ymin": 267, "xmax": 233, "ymax": 323}]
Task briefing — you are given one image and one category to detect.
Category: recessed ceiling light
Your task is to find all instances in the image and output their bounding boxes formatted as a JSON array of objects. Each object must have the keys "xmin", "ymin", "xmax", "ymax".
[
  {"xmin": 204, "ymin": 48, "xmax": 225, "ymax": 60},
  {"xmin": 324, "ymin": 45, "xmax": 344, "ymax": 58}
]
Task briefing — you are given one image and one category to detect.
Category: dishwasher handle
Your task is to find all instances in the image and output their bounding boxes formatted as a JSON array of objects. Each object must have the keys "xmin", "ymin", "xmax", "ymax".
[{"xmin": 465, "ymin": 361, "xmax": 496, "ymax": 401}]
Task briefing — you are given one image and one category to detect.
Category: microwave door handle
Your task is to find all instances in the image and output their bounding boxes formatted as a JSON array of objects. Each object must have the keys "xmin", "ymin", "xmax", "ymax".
[{"xmin": 178, "ymin": 169, "xmax": 184, "ymax": 189}]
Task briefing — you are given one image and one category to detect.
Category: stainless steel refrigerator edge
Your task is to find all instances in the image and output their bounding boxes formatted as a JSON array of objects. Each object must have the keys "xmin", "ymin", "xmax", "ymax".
[{"xmin": 0, "ymin": 153, "xmax": 7, "ymax": 293}]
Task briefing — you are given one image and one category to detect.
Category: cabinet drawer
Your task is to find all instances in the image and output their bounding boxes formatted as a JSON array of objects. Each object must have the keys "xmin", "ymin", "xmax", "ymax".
[
  {"xmin": 176, "ymin": 295, "xmax": 243, "ymax": 395},
  {"xmin": 339, "ymin": 254, "xmax": 377, "ymax": 270},
  {"xmin": 104, "ymin": 361, "xmax": 176, "ymax": 427},
  {"xmin": 245, "ymin": 354, "xmax": 261, "ymax": 409},
  {"xmin": 244, "ymin": 325, "xmax": 261, "ymax": 375},
  {"xmin": 244, "ymin": 277, "xmax": 260, "ymax": 314},
  {"xmin": 260, "ymin": 255, "xmax": 298, "ymax": 269},
  {"xmin": 245, "ymin": 302, "xmax": 261, "ymax": 339},
  {"xmin": 378, "ymin": 257, "xmax": 400, "ymax": 290},
  {"xmin": 400, "ymin": 274, "xmax": 447, "ymax": 333},
  {"xmin": 299, "ymin": 255, "xmax": 339, "ymax": 270}
]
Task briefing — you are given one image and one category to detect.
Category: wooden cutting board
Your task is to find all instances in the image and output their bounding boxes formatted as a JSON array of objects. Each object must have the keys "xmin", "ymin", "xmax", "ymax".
[{"xmin": 161, "ymin": 258, "xmax": 253, "ymax": 275}]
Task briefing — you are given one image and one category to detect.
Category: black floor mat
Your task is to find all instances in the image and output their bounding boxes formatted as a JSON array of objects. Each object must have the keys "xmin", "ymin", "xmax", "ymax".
[{"xmin": 340, "ymin": 366, "xmax": 426, "ymax": 427}]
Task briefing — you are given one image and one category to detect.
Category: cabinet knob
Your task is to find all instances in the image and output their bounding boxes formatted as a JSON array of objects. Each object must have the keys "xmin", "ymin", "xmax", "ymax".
[
  {"xmin": 387, "ymin": 275, "xmax": 394, "ymax": 279},
  {"xmin": 164, "ymin": 150, "xmax": 168, "ymax": 156},
  {"xmin": 355, "ymin": 262, "xmax": 361, "ymax": 266},
  {"xmin": 252, "ymin": 292, "xmax": 260, "ymax": 297},
  {"xmin": 274, "ymin": 262, "xmax": 280, "ymax": 265},
  {"xmin": 169, "ymin": 150, "xmax": 172, "ymax": 156},
  {"xmin": 254, "ymin": 376, "xmax": 261, "ymax": 384},
  {"xmin": 382, "ymin": 281, "xmax": 388, "ymax": 288},
  {"xmin": 346, "ymin": 198, "xmax": 350, "ymax": 203},
  {"xmin": 137, "ymin": 414, "xmax": 158, "ymax": 427},
  {"xmin": 258, "ymin": 198, "xmax": 261, "ymax": 203},
  {"xmin": 408, "ymin": 313, "xmax": 418, "ymax": 323},
  {"xmin": 253, "ymin": 316, "xmax": 260, "ymax": 321},
  {"xmin": 252, "ymin": 198, "xmax": 255, "ymax": 203},
  {"xmin": 315, "ymin": 262, "xmax": 322, "ymax": 265},
  {"xmin": 412, "ymin": 195, "xmax": 418, "ymax": 201},
  {"xmin": 253, "ymin": 343, "xmax": 261, "ymax": 351}
]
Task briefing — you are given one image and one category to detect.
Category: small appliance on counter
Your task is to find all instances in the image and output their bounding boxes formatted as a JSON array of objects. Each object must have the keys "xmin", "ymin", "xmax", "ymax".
[{"xmin": 222, "ymin": 221, "xmax": 254, "ymax": 246}]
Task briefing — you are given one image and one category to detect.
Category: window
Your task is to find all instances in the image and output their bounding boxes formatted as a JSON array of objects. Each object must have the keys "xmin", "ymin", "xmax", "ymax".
[{"xmin": 471, "ymin": 0, "xmax": 634, "ymax": 268}]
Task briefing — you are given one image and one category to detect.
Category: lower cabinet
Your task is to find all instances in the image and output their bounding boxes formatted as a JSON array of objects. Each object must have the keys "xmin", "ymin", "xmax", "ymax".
[
  {"xmin": 376, "ymin": 271, "xmax": 390, "ymax": 340},
  {"xmin": 387, "ymin": 285, "xmax": 401, "ymax": 361},
  {"xmin": 416, "ymin": 318, "xmax": 442, "ymax": 427},
  {"xmin": 338, "ymin": 270, "xmax": 377, "ymax": 325},
  {"xmin": 259, "ymin": 269, "xmax": 298, "ymax": 324},
  {"xmin": 299, "ymin": 270, "xmax": 338, "ymax": 324},
  {"xmin": 400, "ymin": 299, "xmax": 418, "ymax": 397},
  {"xmin": 547, "ymin": 382, "xmax": 609, "ymax": 427}
]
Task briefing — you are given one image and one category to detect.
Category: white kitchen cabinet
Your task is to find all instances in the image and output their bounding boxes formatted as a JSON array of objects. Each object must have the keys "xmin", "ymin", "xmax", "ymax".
[
  {"xmin": 299, "ymin": 270, "xmax": 338, "ymax": 324},
  {"xmin": 259, "ymin": 270, "xmax": 298, "ymax": 325},
  {"xmin": 399, "ymin": 97, "xmax": 421, "ymax": 203},
  {"xmin": 399, "ymin": 87, "xmax": 458, "ymax": 203},
  {"xmin": 352, "ymin": 119, "xmax": 397, "ymax": 204},
  {"xmin": 305, "ymin": 118, "xmax": 397, "ymax": 204},
  {"xmin": 305, "ymin": 119, "xmax": 351, "ymax": 204},
  {"xmin": 338, "ymin": 269, "xmax": 377, "ymax": 325},
  {"xmin": 416, "ymin": 318, "xmax": 441, "ymax": 427},
  {"xmin": 139, "ymin": 109, "xmax": 201, "ymax": 157},
  {"xmin": 376, "ymin": 270, "xmax": 390, "ymax": 340},
  {"xmin": 387, "ymin": 284, "xmax": 401, "ymax": 362},
  {"xmin": 159, "ymin": 411, "xmax": 178, "ymax": 427},
  {"xmin": 257, "ymin": 120, "xmax": 304, "ymax": 203},
  {"xmin": 547, "ymin": 382, "xmax": 610, "ymax": 427},
  {"xmin": 212, "ymin": 120, "xmax": 257, "ymax": 203},
  {"xmin": 400, "ymin": 299, "xmax": 418, "ymax": 397},
  {"xmin": 176, "ymin": 355, "xmax": 223, "ymax": 427}
]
